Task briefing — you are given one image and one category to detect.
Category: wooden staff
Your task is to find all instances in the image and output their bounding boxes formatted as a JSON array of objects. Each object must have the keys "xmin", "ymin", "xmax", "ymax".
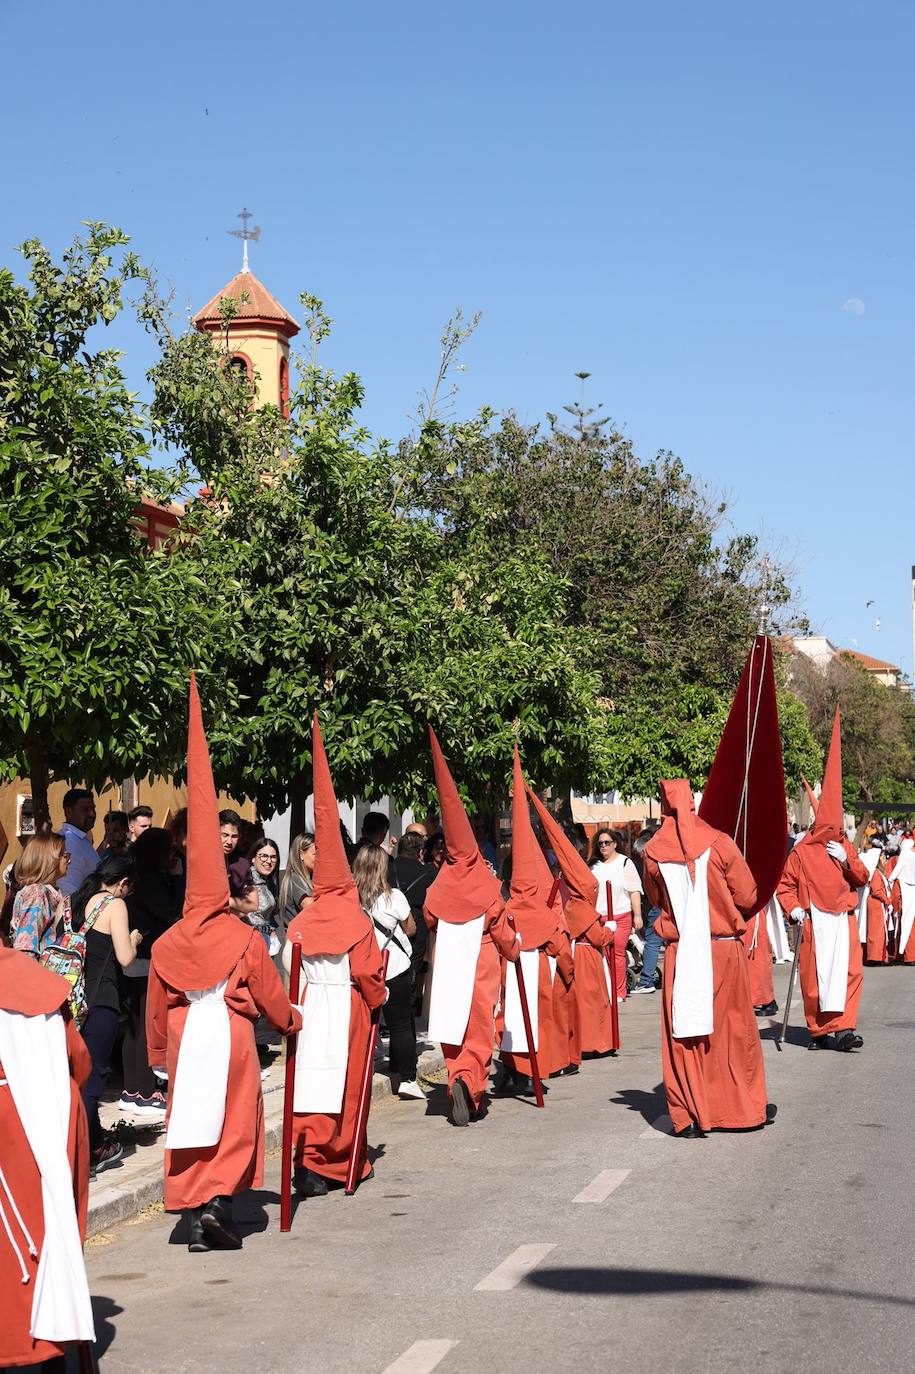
[
  {"xmin": 345, "ymin": 949, "xmax": 390, "ymax": 1196},
  {"xmin": 280, "ymin": 935, "xmax": 303, "ymax": 1232},
  {"xmin": 514, "ymin": 955, "xmax": 545, "ymax": 1108},
  {"xmin": 775, "ymin": 920, "xmax": 803, "ymax": 1051},
  {"xmin": 605, "ymin": 881, "xmax": 621, "ymax": 1052}
]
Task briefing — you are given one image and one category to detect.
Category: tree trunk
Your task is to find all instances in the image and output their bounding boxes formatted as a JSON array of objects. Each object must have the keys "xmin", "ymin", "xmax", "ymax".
[
  {"xmin": 288, "ymin": 764, "xmax": 313, "ymax": 847},
  {"xmin": 26, "ymin": 737, "xmax": 51, "ymax": 833}
]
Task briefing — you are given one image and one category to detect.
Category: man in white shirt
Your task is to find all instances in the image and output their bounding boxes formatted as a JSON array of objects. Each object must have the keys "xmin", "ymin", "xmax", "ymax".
[{"xmin": 57, "ymin": 788, "xmax": 99, "ymax": 896}]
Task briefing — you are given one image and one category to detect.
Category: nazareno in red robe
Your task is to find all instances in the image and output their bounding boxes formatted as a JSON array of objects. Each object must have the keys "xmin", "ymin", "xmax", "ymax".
[
  {"xmin": 424, "ymin": 727, "xmax": 520, "ymax": 1111},
  {"xmin": 285, "ymin": 713, "xmax": 387, "ymax": 1183},
  {"xmin": 865, "ymin": 868, "xmax": 890, "ymax": 964},
  {"xmin": 147, "ymin": 674, "xmax": 300, "ymax": 1212},
  {"xmin": 644, "ymin": 781, "xmax": 768, "ymax": 1134},
  {"xmin": 525, "ymin": 786, "xmax": 615, "ymax": 1058},
  {"xmin": 499, "ymin": 744, "xmax": 576, "ymax": 1080},
  {"xmin": 0, "ymin": 950, "xmax": 92, "ymax": 1368},
  {"xmin": 147, "ymin": 933, "xmax": 299, "ymax": 1209}
]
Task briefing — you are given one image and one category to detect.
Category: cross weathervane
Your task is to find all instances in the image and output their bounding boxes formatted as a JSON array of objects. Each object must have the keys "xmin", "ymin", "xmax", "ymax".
[{"xmin": 227, "ymin": 207, "xmax": 261, "ymax": 273}]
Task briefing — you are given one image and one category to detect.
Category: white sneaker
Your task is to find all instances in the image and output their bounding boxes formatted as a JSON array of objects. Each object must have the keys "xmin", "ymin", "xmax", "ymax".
[{"xmin": 397, "ymin": 1079, "xmax": 426, "ymax": 1100}]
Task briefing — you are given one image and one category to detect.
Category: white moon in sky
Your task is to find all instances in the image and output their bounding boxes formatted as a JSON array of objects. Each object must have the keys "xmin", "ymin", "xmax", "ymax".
[{"xmin": 842, "ymin": 298, "xmax": 866, "ymax": 316}]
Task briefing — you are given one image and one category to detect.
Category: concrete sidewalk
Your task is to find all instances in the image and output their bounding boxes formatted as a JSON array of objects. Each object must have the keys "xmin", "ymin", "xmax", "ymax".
[{"xmin": 87, "ymin": 1037, "xmax": 444, "ymax": 1237}]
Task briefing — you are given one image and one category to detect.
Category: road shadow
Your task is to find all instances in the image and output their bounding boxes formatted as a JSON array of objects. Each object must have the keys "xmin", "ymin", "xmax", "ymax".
[
  {"xmin": 89, "ymin": 1293, "xmax": 122, "ymax": 1358},
  {"xmin": 759, "ymin": 1023, "xmax": 808, "ymax": 1047},
  {"xmin": 525, "ymin": 1265, "xmax": 915, "ymax": 1310},
  {"xmin": 609, "ymin": 1084, "xmax": 667, "ymax": 1123}
]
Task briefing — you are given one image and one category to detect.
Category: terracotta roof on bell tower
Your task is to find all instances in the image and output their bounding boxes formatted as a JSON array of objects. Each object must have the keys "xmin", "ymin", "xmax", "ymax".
[{"xmin": 193, "ymin": 270, "xmax": 299, "ymax": 338}]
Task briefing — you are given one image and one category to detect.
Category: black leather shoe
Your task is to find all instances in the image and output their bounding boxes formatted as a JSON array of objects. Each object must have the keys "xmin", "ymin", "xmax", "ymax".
[
  {"xmin": 765, "ymin": 1103, "xmax": 778, "ymax": 1124},
  {"xmin": 675, "ymin": 1123, "xmax": 706, "ymax": 1138},
  {"xmin": 559, "ymin": 1064, "xmax": 580, "ymax": 1076},
  {"xmin": 808, "ymin": 1036, "xmax": 827, "ymax": 1050},
  {"xmin": 188, "ymin": 1208, "xmax": 211, "ymax": 1253},
  {"xmin": 492, "ymin": 1061, "xmax": 514, "ymax": 1095},
  {"xmin": 754, "ymin": 1000, "xmax": 779, "ymax": 1017},
  {"xmin": 451, "ymin": 1077, "xmax": 472, "ymax": 1126},
  {"xmin": 295, "ymin": 1168, "xmax": 329, "ymax": 1198},
  {"xmin": 835, "ymin": 1031, "xmax": 863, "ymax": 1052},
  {"xmin": 200, "ymin": 1195, "xmax": 242, "ymax": 1249}
]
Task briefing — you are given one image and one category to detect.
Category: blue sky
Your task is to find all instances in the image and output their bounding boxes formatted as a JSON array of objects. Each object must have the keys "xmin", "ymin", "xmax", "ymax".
[{"xmin": 4, "ymin": 1, "xmax": 913, "ymax": 672}]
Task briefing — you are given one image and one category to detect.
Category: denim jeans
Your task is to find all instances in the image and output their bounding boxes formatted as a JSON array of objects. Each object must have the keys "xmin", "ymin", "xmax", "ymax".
[{"xmin": 637, "ymin": 907, "xmax": 663, "ymax": 987}]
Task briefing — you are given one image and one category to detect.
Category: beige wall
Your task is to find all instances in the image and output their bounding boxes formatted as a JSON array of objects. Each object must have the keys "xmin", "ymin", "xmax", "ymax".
[
  {"xmin": 225, "ymin": 325, "xmax": 288, "ymax": 409},
  {"xmin": 0, "ymin": 774, "xmax": 255, "ymax": 869}
]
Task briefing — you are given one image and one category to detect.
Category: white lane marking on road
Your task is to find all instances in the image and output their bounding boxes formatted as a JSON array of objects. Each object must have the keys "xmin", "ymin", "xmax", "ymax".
[
  {"xmin": 641, "ymin": 1113, "xmax": 674, "ymax": 1137},
  {"xmin": 381, "ymin": 1340, "xmax": 458, "ymax": 1374},
  {"xmin": 474, "ymin": 1242, "xmax": 556, "ymax": 1291},
  {"xmin": 573, "ymin": 1167, "xmax": 631, "ymax": 1203}
]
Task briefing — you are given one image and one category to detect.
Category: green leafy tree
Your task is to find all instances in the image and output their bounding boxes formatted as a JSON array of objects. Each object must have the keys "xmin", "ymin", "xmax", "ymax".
[
  {"xmin": 404, "ymin": 406, "xmax": 814, "ymax": 794},
  {"xmin": 788, "ymin": 651, "xmax": 915, "ymax": 806},
  {"xmin": 0, "ymin": 226, "xmax": 215, "ymax": 825},
  {"xmin": 146, "ymin": 298, "xmax": 606, "ymax": 829}
]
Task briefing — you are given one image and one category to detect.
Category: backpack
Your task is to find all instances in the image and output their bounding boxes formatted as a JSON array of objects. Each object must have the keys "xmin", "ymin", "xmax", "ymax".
[{"xmin": 39, "ymin": 894, "xmax": 115, "ymax": 1027}]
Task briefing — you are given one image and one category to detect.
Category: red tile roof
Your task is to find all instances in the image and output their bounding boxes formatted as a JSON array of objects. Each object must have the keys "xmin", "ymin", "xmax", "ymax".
[
  {"xmin": 193, "ymin": 271, "xmax": 299, "ymax": 338},
  {"xmin": 842, "ymin": 648, "xmax": 901, "ymax": 674}
]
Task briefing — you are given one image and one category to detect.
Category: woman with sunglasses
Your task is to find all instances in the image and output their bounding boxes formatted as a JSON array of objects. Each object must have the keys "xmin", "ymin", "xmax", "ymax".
[{"xmin": 590, "ymin": 828, "xmax": 643, "ymax": 1002}]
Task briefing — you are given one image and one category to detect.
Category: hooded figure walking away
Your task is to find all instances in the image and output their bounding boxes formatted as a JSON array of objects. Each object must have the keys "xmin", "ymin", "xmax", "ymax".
[
  {"xmin": 643, "ymin": 781, "xmax": 772, "ymax": 1137},
  {"xmin": 776, "ymin": 709, "xmax": 868, "ymax": 1051},
  {"xmin": 0, "ymin": 948, "xmax": 95, "ymax": 1369},
  {"xmin": 889, "ymin": 838, "xmax": 915, "ymax": 965},
  {"xmin": 147, "ymin": 676, "xmax": 302, "ymax": 1252},
  {"xmin": 495, "ymin": 746, "xmax": 575, "ymax": 1094},
  {"xmin": 284, "ymin": 716, "xmax": 386, "ymax": 1195},
  {"xmin": 526, "ymin": 788, "xmax": 615, "ymax": 1060},
  {"xmin": 424, "ymin": 727, "xmax": 520, "ymax": 1126}
]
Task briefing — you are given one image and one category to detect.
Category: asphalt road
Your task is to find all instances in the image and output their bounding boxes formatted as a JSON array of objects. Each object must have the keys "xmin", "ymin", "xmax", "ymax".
[{"xmin": 84, "ymin": 962, "xmax": 915, "ymax": 1374}]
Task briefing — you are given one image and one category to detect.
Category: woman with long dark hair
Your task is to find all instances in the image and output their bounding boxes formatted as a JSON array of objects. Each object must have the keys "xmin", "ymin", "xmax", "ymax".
[
  {"xmin": 352, "ymin": 843, "xmax": 423, "ymax": 1100},
  {"xmin": 248, "ymin": 837, "xmax": 281, "ymax": 949},
  {"xmin": 72, "ymin": 852, "xmax": 140, "ymax": 1173}
]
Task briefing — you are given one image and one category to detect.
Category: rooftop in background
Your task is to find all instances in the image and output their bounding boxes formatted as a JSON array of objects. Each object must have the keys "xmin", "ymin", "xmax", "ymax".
[
  {"xmin": 193, "ymin": 270, "xmax": 300, "ymax": 339},
  {"xmin": 782, "ymin": 635, "xmax": 904, "ymax": 688}
]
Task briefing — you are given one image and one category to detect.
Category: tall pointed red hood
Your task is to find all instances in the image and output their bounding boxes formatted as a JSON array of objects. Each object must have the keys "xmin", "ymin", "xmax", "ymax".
[
  {"xmin": 809, "ymin": 709, "xmax": 844, "ymax": 846},
  {"xmin": 424, "ymin": 726, "xmax": 502, "ymax": 924},
  {"xmin": 287, "ymin": 715, "xmax": 369, "ymax": 955},
  {"xmin": 525, "ymin": 785, "xmax": 600, "ymax": 939},
  {"xmin": 507, "ymin": 745, "xmax": 561, "ymax": 949},
  {"xmin": 646, "ymin": 780, "xmax": 720, "ymax": 880},
  {"xmin": 791, "ymin": 708, "xmax": 854, "ymax": 908},
  {"xmin": 153, "ymin": 674, "xmax": 252, "ymax": 990}
]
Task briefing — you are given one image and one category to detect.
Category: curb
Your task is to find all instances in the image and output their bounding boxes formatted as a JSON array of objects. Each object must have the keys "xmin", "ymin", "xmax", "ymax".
[{"xmin": 86, "ymin": 1045, "xmax": 445, "ymax": 1238}]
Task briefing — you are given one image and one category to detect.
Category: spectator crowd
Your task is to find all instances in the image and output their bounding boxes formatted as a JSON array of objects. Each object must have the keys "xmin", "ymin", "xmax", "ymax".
[{"xmin": 0, "ymin": 790, "xmax": 660, "ymax": 1178}]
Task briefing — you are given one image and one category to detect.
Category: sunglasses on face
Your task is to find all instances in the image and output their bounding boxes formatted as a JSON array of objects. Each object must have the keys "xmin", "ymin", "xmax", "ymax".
[{"xmin": 598, "ymin": 840, "xmax": 614, "ymax": 848}]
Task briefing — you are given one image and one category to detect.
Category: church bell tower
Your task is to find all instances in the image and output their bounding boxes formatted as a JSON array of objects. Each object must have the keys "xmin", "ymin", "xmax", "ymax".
[{"xmin": 193, "ymin": 209, "xmax": 299, "ymax": 416}]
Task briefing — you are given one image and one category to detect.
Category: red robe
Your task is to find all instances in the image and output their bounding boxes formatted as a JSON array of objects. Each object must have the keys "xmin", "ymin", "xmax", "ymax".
[
  {"xmin": 644, "ymin": 833, "xmax": 768, "ymax": 1133},
  {"xmin": 742, "ymin": 907, "xmax": 775, "ymax": 1007},
  {"xmin": 429, "ymin": 906, "xmax": 518, "ymax": 1109},
  {"xmin": 865, "ymin": 869, "xmax": 890, "ymax": 964},
  {"xmin": 292, "ymin": 928, "xmax": 386, "ymax": 1183},
  {"xmin": 776, "ymin": 838, "xmax": 867, "ymax": 1035},
  {"xmin": 549, "ymin": 930, "xmax": 578, "ymax": 1072},
  {"xmin": 571, "ymin": 920, "xmax": 615, "ymax": 1057},
  {"xmin": 501, "ymin": 934, "xmax": 575, "ymax": 1080},
  {"xmin": 890, "ymin": 877, "xmax": 915, "ymax": 963},
  {"xmin": 0, "ymin": 1008, "xmax": 91, "ymax": 1368},
  {"xmin": 147, "ymin": 933, "xmax": 299, "ymax": 1210}
]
